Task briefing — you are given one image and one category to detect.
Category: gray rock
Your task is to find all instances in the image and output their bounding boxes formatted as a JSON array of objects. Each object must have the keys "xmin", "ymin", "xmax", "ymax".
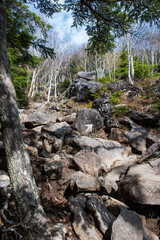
[
  {"xmin": 106, "ymin": 81, "xmax": 142, "ymax": 97},
  {"xmin": 104, "ymin": 117, "xmax": 119, "ymax": 131},
  {"xmin": 70, "ymin": 171, "xmax": 98, "ymax": 192},
  {"xmin": 87, "ymin": 195, "xmax": 115, "ymax": 235},
  {"xmin": 34, "ymin": 132, "xmax": 62, "ymax": 153},
  {"xmin": 111, "ymin": 209, "xmax": 143, "ymax": 240},
  {"xmin": 67, "ymin": 79, "xmax": 101, "ymax": 102},
  {"xmin": 138, "ymin": 142, "xmax": 160, "ymax": 163},
  {"xmin": 78, "ymin": 71, "xmax": 97, "ymax": 81},
  {"xmin": 72, "ymin": 149, "xmax": 101, "ymax": 177},
  {"xmin": 92, "ymin": 94, "xmax": 112, "ymax": 117},
  {"xmin": 130, "ymin": 112, "xmax": 159, "ymax": 127},
  {"xmin": 67, "ymin": 135, "xmax": 121, "ymax": 150},
  {"xmin": 0, "ymin": 170, "xmax": 10, "ymax": 188},
  {"xmin": 124, "ymin": 131, "xmax": 146, "ymax": 153},
  {"xmin": 99, "ymin": 155, "xmax": 137, "ymax": 194},
  {"xmin": 118, "ymin": 160, "xmax": 160, "ymax": 205},
  {"xmin": 96, "ymin": 145, "xmax": 131, "ymax": 172},
  {"xmin": 42, "ymin": 122, "xmax": 70, "ymax": 138},
  {"xmin": 72, "ymin": 144, "xmax": 131, "ymax": 178},
  {"xmin": 44, "ymin": 158, "xmax": 64, "ymax": 180},
  {"xmin": 123, "ymin": 118, "xmax": 158, "ymax": 145},
  {"xmin": 58, "ymin": 113, "xmax": 76, "ymax": 124},
  {"xmin": 20, "ymin": 108, "xmax": 60, "ymax": 128},
  {"xmin": 51, "ymin": 223, "xmax": 68, "ymax": 240},
  {"xmin": 102, "ymin": 195, "xmax": 129, "ymax": 217},
  {"xmin": 75, "ymin": 109, "xmax": 103, "ymax": 134},
  {"xmin": 68, "ymin": 195, "xmax": 102, "ymax": 240}
]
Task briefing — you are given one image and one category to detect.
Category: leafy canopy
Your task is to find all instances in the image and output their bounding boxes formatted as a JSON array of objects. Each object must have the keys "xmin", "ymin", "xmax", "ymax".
[{"xmin": 64, "ymin": 0, "xmax": 160, "ymax": 53}]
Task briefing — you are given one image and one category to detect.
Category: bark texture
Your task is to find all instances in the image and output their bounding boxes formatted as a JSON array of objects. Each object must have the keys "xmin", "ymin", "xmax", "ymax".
[{"xmin": 0, "ymin": 1, "xmax": 52, "ymax": 239}]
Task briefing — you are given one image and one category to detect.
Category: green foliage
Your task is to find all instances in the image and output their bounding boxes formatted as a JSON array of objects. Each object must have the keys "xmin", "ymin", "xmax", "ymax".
[
  {"xmin": 86, "ymin": 100, "xmax": 93, "ymax": 108},
  {"xmin": 110, "ymin": 90, "xmax": 122, "ymax": 104},
  {"xmin": 113, "ymin": 105, "xmax": 130, "ymax": 117},
  {"xmin": 64, "ymin": 0, "xmax": 160, "ymax": 52},
  {"xmin": 58, "ymin": 79, "xmax": 71, "ymax": 91},
  {"xmin": 96, "ymin": 75, "xmax": 112, "ymax": 84},
  {"xmin": 91, "ymin": 86, "xmax": 109, "ymax": 99},
  {"xmin": 119, "ymin": 49, "xmax": 153, "ymax": 79},
  {"xmin": 153, "ymin": 99, "xmax": 160, "ymax": 109},
  {"xmin": 134, "ymin": 62, "xmax": 151, "ymax": 78},
  {"xmin": 6, "ymin": 0, "xmax": 57, "ymax": 105},
  {"xmin": 32, "ymin": 92, "xmax": 40, "ymax": 101}
]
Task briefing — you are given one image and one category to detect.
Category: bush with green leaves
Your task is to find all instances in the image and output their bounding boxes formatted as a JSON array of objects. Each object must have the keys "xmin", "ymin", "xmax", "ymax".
[
  {"xmin": 110, "ymin": 90, "xmax": 122, "ymax": 104},
  {"xmin": 58, "ymin": 79, "xmax": 71, "ymax": 91},
  {"xmin": 113, "ymin": 105, "xmax": 130, "ymax": 117},
  {"xmin": 91, "ymin": 85, "xmax": 109, "ymax": 99},
  {"xmin": 96, "ymin": 75, "xmax": 112, "ymax": 84}
]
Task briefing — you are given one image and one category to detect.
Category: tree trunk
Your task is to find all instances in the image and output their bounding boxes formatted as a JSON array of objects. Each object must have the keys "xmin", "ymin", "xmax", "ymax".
[
  {"xmin": 0, "ymin": 2, "xmax": 52, "ymax": 239},
  {"xmin": 127, "ymin": 34, "xmax": 133, "ymax": 84}
]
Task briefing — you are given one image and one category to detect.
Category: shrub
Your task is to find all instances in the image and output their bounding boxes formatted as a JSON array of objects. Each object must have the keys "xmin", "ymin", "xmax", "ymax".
[
  {"xmin": 96, "ymin": 75, "xmax": 112, "ymax": 84},
  {"xmin": 91, "ymin": 86, "xmax": 109, "ymax": 99},
  {"xmin": 32, "ymin": 92, "xmax": 40, "ymax": 101},
  {"xmin": 110, "ymin": 90, "xmax": 122, "ymax": 104},
  {"xmin": 113, "ymin": 105, "xmax": 130, "ymax": 117}
]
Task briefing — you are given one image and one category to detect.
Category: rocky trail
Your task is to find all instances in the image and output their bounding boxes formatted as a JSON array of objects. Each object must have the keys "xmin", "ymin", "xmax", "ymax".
[{"xmin": 0, "ymin": 72, "xmax": 160, "ymax": 239}]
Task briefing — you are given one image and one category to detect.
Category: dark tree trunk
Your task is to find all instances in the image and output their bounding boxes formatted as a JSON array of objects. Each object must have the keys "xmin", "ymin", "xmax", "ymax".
[{"xmin": 0, "ymin": 1, "xmax": 52, "ymax": 239}]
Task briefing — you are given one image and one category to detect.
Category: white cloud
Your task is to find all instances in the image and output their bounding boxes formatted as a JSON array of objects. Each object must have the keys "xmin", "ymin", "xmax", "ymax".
[{"xmin": 48, "ymin": 11, "xmax": 89, "ymax": 47}]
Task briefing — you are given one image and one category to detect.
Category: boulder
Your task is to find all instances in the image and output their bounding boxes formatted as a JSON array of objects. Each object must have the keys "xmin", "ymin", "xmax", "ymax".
[
  {"xmin": 72, "ymin": 144, "xmax": 131, "ymax": 177},
  {"xmin": 111, "ymin": 209, "xmax": 144, "ymax": 240},
  {"xmin": 67, "ymin": 135, "xmax": 121, "ymax": 150},
  {"xmin": 124, "ymin": 131, "xmax": 146, "ymax": 153},
  {"xmin": 68, "ymin": 195, "xmax": 102, "ymax": 240},
  {"xmin": 34, "ymin": 132, "xmax": 62, "ymax": 153},
  {"xmin": 123, "ymin": 118, "xmax": 158, "ymax": 145},
  {"xmin": 99, "ymin": 155, "xmax": 137, "ymax": 194},
  {"xmin": 72, "ymin": 149, "xmax": 101, "ymax": 177},
  {"xmin": 20, "ymin": 108, "xmax": 60, "ymax": 128},
  {"xmin": 77, "ymin": 71, "xmax": 97, "ymax": 81},
  {"xmin": 130, "ymin": 112, "xmax": 159, "ymax": 127},
  {"xmin": 138, "ymin": 142, "xmax": 160, "ymax": 163},
  {"xmin": 42, "ymin": 122, "xmax": 70, "ymax": 138},
  {"xmin": 70, "ymin": 171, "xmax": 98, "ymax": 192},
  {"xmin": 67, "ymin": 79, "xmax": 101, "ymax": 102},
  {"xmin": 92, "ymin": 93, "xmax": 112, "ymax": 117},
  {"xmin": 106, "ymin": 81, "xmax": 142, "ymax": 97},
  {"xmin": 87, "ymin": 195, "xmax": 115, "ymax": 235},
  {"xmin": 44, "ymin": 157, "xmax": 64, "ymax": 180},
  {"xmin": 75, "ymin": 109, "xmax": 103, "ymax": 134},
  {"xmin": 118, "ymin": 159, "xmax": 160, "ymax": 205},
  {"xmin": 102, "ymin": 195, "xmax": 129, "ymax": 217},
  {"xmin": 58, "ymin": 113, "xmax": 76, "ymax": 124}
]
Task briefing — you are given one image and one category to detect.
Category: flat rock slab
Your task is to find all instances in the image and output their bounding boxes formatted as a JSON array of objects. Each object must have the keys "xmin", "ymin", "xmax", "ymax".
[
  {"xmin": 118, "ymin": 159, "xmax": 160, "ymax": 205},
  {"xmin": 78, "ymin": 71, "xmax": 97, "ymax": 81},
  {"xmin": 20, "ymin": 109, "xmax": 60, "ymax": 128},
  {"xmin": 42, "ymin": 122, "xmax": 70, "ymax": 138},
  {"xmin": 70, "ymin": 171, "xmax": 98, "ymax": 192},
  {"xmin": 69, "ymin": 135, "xmax": 121, "ymax": 149},
  {"xmin": 72, "ymin": 145, "xmax": 131, "ymax": 177},
  {"xmin": 111, "ymin": 209, "xmax": 143, "ymax": 240}
]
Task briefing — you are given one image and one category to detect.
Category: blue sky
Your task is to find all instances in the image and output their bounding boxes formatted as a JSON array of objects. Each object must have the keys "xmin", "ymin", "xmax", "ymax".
[{"xmin": 29, "ymin": 1, "xmax": 88, "ymax": 47}]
